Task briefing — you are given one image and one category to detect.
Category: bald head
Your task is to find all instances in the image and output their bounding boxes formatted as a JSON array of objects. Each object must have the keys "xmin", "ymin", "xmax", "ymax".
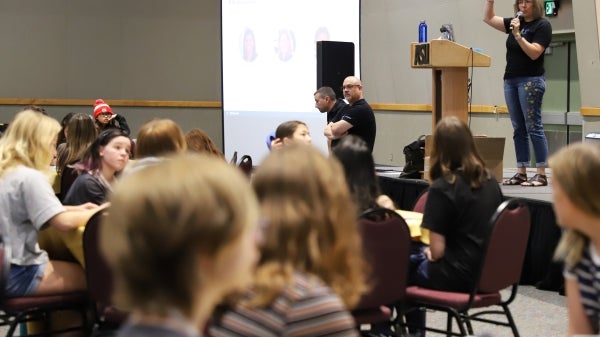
[
  {"xmin": 344, "ymin": 76, "xmax": 361, "ymax": 85},
  {"xmin": 342, "ymin": 76, "xmax": 363, "ymax": 105}
]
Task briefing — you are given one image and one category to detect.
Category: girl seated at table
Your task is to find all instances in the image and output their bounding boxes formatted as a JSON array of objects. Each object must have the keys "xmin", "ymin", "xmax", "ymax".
[
  {"xmin": 268, "ymin": 120, "xmax": 312, "ymax": 150},
  {"xmin": 125, "ymin": 118, "xmax": 187, "ymax": 174},
  {"xmin": 0, "ymin": 109, "xmax": 103, "ymax": 297},
  {"xmin": 407, "ymin": 116, "xmax": 503, "ymax": 336},
  {"xmin": 63, "ymin": 129, "xmax": 131, "ymax": 206},
  {"xmin": 332, "ymin": 134, "xmax": 395, "ymax": 213}
]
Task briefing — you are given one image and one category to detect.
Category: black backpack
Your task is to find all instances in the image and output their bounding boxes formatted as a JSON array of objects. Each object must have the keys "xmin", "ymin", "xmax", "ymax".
[{"xmin": 399, "ymin": 135, "xmax": 425, "ymax": 179}]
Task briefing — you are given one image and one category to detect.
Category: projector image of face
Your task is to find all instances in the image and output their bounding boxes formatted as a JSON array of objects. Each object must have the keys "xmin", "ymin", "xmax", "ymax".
[
  {"xmin": 276, "ymin": 29, "xmax": 295, "ymax": 62},
  {"xmin": 242, "ymin": 28, "xmax": 257, "ymax": 62}
]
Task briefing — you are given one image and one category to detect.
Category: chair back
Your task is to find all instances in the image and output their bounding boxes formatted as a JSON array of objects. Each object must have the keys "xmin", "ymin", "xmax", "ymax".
[
  {"xmin": 59, "ymin": 166, "xmax": 78, "ymax": 201},
  {"xmin": 238, "ymin": 155, "xmax": 253, "ymax": 177},
  {"xmin": 0, "ymin": 234, "xmax": 9, "ymax": 300},
  {"xmin": 477, "ymin": 198, "xmax": 530, "ymax": 294},
  {"xmin": 412, "ymin": 189, "xmax": 429, "ymax": 213},
  {"xmin": 229, "ymin": 151, "xmax": 238, "ymax": 165},
  {"xmin": 83, "ymin": 209, "xmax": 114, "ymax": 307},
  {"xmin": 355, "ymin": 207, "xmax": 412, "ymax": 309},
  {"xmin": 0, "ymin": 232, "xmax": 88, "ymax": 336}
]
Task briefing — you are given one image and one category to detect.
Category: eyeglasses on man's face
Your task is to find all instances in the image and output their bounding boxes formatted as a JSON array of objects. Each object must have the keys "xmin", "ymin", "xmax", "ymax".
[{"xmin": 342, "ymin": 84, "xmax": 360, "ymax": 90}]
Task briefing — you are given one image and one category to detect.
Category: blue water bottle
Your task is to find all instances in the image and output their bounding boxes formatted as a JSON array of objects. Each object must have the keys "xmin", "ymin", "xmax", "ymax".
[{"xmin": 418, "ymin": 20, "xmax": 428, "ymax": 43}]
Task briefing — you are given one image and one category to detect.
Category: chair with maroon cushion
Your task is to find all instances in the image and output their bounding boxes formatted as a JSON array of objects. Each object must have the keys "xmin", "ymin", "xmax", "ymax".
[
  {"xmin": 0, "ymin": 234, "xmax": 8, "ymax": 299},
  {"xmin": 405, "ymin": 198, "xmax": 530, "ymax": 337},
  {"xmin": 352, "ymin": 207, "xmax": 412, "ymax": 336},
  {"xmin": 83, "ymin": 208, "xmax": 128, "ymax": 336},
  {"xmin": 238, "ymin": 154, "xmax": 253, "ymax": 177},
  {"xmin": 0, "ymin": 235, "xmax": 89, "ymax": 337},
  {"xmin": 411, "ymin": 189, "xmax": 429, "ymax": 213}
]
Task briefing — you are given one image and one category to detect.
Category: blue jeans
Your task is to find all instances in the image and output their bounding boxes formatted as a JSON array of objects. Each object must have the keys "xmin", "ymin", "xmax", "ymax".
[
  {"xmin": 409, "ymin": 251, "xmax": 433, "ymax": 288},
  {"xmin": 504, "ymin": 76, "xmax": 549, "ymax": 168},
  {"xmin": 6, "ymin": 263, "xmax": 45, "ymax": 297},
  {"xmin": 405, "ymin": 251, "xmax": 431, "ymax": 337}
]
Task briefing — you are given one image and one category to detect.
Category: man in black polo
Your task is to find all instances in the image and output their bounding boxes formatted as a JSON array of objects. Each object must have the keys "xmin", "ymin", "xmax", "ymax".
[
  {"xmin": 323, "ymin": 76, "xmax": 376, "ymax": 152},
  {"xmin": 314, "ymin": 86, "xmax": 348, "ymax": 123}
]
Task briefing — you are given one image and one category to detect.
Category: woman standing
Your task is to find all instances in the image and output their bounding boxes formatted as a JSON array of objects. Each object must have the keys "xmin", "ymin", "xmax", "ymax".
[{"xmin": 483, "ymin": 0, "xmax": 552, "ymax": 186}]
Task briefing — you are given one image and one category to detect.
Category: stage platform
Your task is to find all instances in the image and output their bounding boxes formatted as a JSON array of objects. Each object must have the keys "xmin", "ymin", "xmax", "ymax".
[
  {"xmin": 376, "ymin": 166, "xmax": 553, "ymax": 203},
  {"xmin": 376, "ymin": 166, "xmax": 562, "ymax": 290},
  {"xmin": 499, "ymin": 168, "xmax": 553, "ymax": 203}
]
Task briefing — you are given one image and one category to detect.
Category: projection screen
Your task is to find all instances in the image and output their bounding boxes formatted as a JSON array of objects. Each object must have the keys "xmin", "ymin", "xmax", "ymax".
[{"xmin": 222, "ymin": 0, "xmax": 361, "ymax": 164}]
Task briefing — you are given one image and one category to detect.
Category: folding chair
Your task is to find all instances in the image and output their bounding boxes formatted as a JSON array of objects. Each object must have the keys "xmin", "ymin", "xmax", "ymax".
[
  {"xmin": 83, "ymin": 209, "xmax": 128, "ymax": 336},
  {"xmin": 411, "ymin": 189, "xmax": 429, "ymax": 213},
  {"xmin": 405, "ymin": 198, "xmax": 531, "ymax": 337},
  {"xmin": 0, "ymin": 234, "xmax": 89, "ymax": 337},
  {"xmin": 353, "ymin": 207, "xmax": 412, "ymax": 336},
  {"xmin": 238, "ymin": 155, "xmax": 253, "ymax": 177}
]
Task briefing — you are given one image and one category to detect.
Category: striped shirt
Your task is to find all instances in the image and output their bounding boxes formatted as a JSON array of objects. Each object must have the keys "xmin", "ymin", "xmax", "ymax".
[
  {"xmin": 565, "ymin": 243, "xmax": 600, "ymax": 333},
  {"xmin": 207, "ymin": 272, "xmax": 359, "ymax": 337}
]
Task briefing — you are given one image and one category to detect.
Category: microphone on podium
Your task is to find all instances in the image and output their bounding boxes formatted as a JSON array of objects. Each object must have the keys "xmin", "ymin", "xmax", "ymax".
[{"xmin": 510, "ymin": 11, "xmax": 523, "ymax": 30}]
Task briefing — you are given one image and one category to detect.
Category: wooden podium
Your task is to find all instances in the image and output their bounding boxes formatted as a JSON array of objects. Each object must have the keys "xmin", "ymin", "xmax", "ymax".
[{"xmin": 410, "ymin": 40, "xmax": 491, "ymax": 131}]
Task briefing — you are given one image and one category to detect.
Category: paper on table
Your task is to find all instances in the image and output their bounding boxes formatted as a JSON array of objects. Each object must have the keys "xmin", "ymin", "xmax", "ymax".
[{"xmin": 396, "ymin": 209, "xmax": 430, "ymax": 245}]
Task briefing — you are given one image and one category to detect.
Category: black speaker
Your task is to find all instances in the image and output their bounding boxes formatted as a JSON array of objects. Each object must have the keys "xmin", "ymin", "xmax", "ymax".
[{"xmin": 317, "ymin": 41, "xmax": 354, "ymax": 99}]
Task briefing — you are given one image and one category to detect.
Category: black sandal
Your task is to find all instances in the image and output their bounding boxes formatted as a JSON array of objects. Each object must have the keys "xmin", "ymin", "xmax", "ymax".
[
  {"xmin": 521, "ymin": 174, "xmax": 548, "ymax": 187},
  {"xmin": 503, "ymin": 173, "xmax": 527, "ymax": 185}
]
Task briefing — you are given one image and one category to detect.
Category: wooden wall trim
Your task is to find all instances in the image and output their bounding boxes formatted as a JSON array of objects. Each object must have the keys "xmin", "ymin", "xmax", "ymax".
[
  {"xmin": 0, "ymin": 98, "xmax": 221, "ymax": 108},
  {"xmin": 0, "ymin": 98, "xmax": 509, "ymax": 113},
  {"xmin": 370, "ymin": 103, "xmax": 508, "ymax": 114},
  {"xmin": 581, "ymin": 107, "xmax": 600, "ymax": 116},
  {"xmin": 370, "ymin": 103, "xmax": 431, "ymax": 111}
]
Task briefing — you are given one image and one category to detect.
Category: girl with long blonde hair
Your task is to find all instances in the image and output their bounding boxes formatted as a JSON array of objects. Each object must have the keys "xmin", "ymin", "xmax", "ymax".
[
  {"xmin": 207, "ymin": 145, "xmax": 366, "ymax": 336},
  {"xmin": 0, "ymin": 109, "xmax": 102, "ymax": 298}
]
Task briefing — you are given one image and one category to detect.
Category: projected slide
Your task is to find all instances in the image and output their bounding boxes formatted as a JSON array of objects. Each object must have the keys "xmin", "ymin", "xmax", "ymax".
[{"xmin": 222, "ymin": 0, "xmax": 360, "ymax": 163}]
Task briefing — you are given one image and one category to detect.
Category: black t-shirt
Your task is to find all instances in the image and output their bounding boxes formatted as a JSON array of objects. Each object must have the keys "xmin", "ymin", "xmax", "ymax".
[
  {"xmin": 327, "ymin": 99, "xmax": 348, "ymax": 124},
  {"xmin": 62, "ymin": 172, "xmax": 109, "ymax": 206},
  {"xmin": 331, "ymin": 98, "xmax": 376, "ymax": 152},
  {"xmin": 421, "ymin": 172, "xmax": 503, "ymax": 292},
  {"xmin": 503, "ymin": 17, "xmax": 552, "ymax": 79}
]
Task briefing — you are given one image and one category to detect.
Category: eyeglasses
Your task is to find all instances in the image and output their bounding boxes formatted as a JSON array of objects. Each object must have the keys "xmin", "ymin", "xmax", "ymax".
[
  {"xmin": 342, "ymin": 84, "xmax": 360, "ymax": 90},
  {"xmin": 517, "ymin": 0, "xmax": 532, "ymax": 5}
]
